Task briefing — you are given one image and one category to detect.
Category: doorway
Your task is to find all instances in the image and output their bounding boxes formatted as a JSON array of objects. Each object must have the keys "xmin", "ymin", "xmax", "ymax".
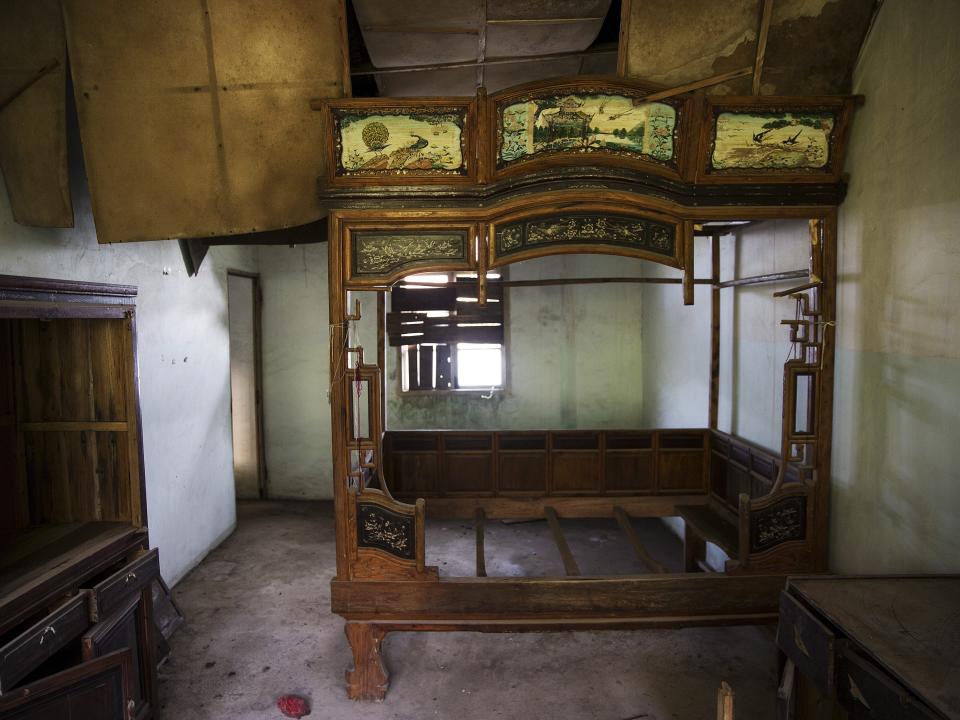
[{"xmin": 227, "ymin": 271, "xmax": 265, "ymax": 500}]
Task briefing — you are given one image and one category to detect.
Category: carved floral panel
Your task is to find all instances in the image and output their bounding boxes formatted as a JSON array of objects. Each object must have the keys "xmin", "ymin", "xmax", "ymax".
[
  {"xmin": 495, "ymin": 214, "xmax": 676, "ymax": 260},
  {"xmin": 357, "ymin": 503, "xmax": 414, "ymax": 560},
  {"xmin": 352, "ymin": 231, "xmax": 468, "ymax": 278},
  {"xmin": 750, "ymin": 495, "xmax": 807, "ymax": 553}
]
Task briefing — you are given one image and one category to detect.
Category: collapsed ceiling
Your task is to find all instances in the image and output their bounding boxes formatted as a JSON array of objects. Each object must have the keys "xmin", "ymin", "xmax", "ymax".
[
  {"xmin": 0, "ymin": 0, "xmax": 879, "ymax": 246},
  {"xmin": 620, "ymin": 0, "xmax": 878, "ymax": 96},
  {"xmin": 349, "ymin": 0, "xmax": 617, "ymax": 97}
]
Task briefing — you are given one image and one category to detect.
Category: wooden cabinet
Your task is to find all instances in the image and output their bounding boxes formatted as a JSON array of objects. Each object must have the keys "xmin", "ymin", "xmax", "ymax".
[
  {"xmin": 777, "ymin": 577, "xmax": 958, "ymax": 720},
  {"xmin": 0, "ymin": 276, "xmax": 158, "ymax": 719}
]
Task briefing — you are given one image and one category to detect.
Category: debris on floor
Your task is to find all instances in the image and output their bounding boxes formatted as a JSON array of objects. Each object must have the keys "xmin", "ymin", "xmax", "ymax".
[{"xmin": 277, "ymin": 694, "xmax": 310, "ymax": 718}]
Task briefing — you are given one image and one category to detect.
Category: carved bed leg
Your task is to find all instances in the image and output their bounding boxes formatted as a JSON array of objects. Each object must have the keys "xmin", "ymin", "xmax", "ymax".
[{"xmin": 345, "ymin": 622, "xmax": 389, "ymax": 701}]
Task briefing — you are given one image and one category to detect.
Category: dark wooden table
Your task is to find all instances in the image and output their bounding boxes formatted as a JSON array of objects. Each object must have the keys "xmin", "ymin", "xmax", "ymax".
[{"xmin": 776, "ymin": 576, "xmax": 960, "ymax": 719}]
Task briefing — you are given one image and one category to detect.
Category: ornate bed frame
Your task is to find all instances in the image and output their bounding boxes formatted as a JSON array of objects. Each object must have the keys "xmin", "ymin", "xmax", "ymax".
[{"xmin": 313, "ymin": 76, "xmax": 858, "ymax": 700}]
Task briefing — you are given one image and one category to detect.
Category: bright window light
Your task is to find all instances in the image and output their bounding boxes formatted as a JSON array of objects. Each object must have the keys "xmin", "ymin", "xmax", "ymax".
[
  {"xmin": 403, "ymin": 273, "xmax": 449, "ymax": 286},
  {"xmin": 456, "ymin": 343, "xmax": 502, "ymax": 388}
]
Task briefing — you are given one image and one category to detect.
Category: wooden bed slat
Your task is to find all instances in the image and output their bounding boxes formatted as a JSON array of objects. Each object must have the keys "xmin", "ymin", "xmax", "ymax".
[
  {"xmin": 474, "ymin": 508, "xmax": 486, "ymax": 577},
  {"xmin": 544, "ymin": 507, "xmax": 580, "ymax": 576},
  {"xmin": 613, "ymin": 506, "xmax": 667, "ymax": 574}
]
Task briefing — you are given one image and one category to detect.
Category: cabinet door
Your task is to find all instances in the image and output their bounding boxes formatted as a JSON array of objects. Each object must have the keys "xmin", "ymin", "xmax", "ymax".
[
  {"xmin": 82, "ymin": 592, "xmax": 155, "ymax": 720},
  {"xmin": 0, "ymin": 649, "xmax": 132, "ymax": 720}
]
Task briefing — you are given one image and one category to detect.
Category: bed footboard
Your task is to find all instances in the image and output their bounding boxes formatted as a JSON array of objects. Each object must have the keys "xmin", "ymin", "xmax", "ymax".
[{"xmin": 345, "ymin": 489, "xmax": 438, "ymax": 581}]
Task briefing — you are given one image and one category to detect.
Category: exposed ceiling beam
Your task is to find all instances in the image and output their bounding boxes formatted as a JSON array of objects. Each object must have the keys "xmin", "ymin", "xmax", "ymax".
[
  {"xmin": 360, "ymin": 17, "xmax": 606, "ymax": 33},
  {"xmin": 752, "ymin": 0, "xmax": 774, "ymax": 95},
  {"xmin": 640, "ymin": 66, "xmax": 754, "ymax": 102},
  {"xmin": 350, "ymin": 45, "xmax": 617, "ymax": 76},
  {"xmin": 360, "ymin": 26, "xmax": 478, "ymax": 34},
  {"xmin": 485, "ymin": 17, "xmax": 605, "ymax": 24},
  {"xmin": 477, "ymin": 0, "xmax": 488, "ymax": 89}
]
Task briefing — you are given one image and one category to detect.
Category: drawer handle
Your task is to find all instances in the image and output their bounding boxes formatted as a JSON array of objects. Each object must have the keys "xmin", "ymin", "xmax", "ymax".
[
  {"xmin": 125, "ymin": 572, "xmax": 138, "ymax": 584},
  {"xmin": 38, "ymin": 626, "xmax": 56, "ymax": 645},
  {"xmin": 793, "ymin": 626, "xmax": 810, "ymax": 657}
]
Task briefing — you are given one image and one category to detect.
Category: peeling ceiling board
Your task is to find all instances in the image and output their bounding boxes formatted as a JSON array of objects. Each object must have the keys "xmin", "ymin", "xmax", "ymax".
[
  {"xmin": 352, "ymin": 0, "xmax": 615, "ymax": 96},
  {"xmin": 0, "ymin": 0, "xmax": 72, "ymax": 228},
  {"xmin": 620, "ymin": 0, "xmax": 878, "ymax": 95},
  {"xmin": 61, "ymin": 0, "xmax": 348, "ymax": 244}
]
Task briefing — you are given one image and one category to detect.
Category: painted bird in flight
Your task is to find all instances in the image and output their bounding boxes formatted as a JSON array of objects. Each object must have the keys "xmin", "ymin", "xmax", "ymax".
[{"xmin": 782, "ymin": 129, "xmax": 803, "ymax": 145}]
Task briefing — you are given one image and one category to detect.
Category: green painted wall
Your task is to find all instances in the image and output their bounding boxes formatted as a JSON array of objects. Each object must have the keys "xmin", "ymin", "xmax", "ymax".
[
  {"xmin": 831, "ymin": 0, "xmax": 960, "ymax": 573},
  {"xmin": 259, "ymin": 244, "xmax": 333, "ymax": 499}
]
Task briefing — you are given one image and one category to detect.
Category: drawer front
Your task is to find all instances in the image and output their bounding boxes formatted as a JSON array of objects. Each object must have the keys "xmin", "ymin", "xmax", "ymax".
[
  {"xmin": 89, "ymin": 548, "xmax": 159, "ymax": 622},
  {"xmin": 837, "ymin": 647, "xmax": 942, "ymax": 720},
  {"xmin": 0, "ymin": 593, "xmax": 90, "ymax": 693},
  {"xmin": 776, "ymin": 590, "xmax": 837, "ymax": 697},
  {"xmin": 83, "ymin": 595, "xmax": 148, "ymax": 716}
]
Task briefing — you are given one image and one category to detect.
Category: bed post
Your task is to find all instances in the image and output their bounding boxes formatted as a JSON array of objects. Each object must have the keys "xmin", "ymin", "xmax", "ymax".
[
  {"xmin": 328, "ymin": 213, "xmax": 350, "ymax": 580},
  {"xmin": 812, "ymin": 210, "xmax": 837, "ymax": 571},
  {"xmin": 345, "ymin": 623, "xmax": 389, "ymax": 701},
  {"xmin": 709, "ymin": 232, "xmax": 721, "ymax": 429}
]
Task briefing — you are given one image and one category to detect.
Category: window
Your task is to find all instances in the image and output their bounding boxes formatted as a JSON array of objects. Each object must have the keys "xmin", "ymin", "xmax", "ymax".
[{"xmin": 389, "ymin": 271, "xmax": 505, "ymax": 392}]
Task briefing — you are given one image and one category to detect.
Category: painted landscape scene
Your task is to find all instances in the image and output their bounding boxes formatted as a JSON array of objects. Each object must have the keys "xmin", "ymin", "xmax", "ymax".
[
  {"xmin": 498, "ymin": 94, "xmax": 677, "ymax": 166},
  {"xmin": 711, "ymin": 111, "xmax": 836, "ymax": 170},
  {"xmin": 338, "ymin": 112, "xmax": 464, "ymax": 174}
]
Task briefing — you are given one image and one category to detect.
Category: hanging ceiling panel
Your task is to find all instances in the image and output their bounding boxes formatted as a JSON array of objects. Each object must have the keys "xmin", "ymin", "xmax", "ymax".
[
  {"xmin": 61, "ymin": 0, "xmax": 347, "ymax": 243},
  {"xmin": 0, "ymin": 0, "xmax": 72, "ymax": 228},
  {"xmin": 352, "ymin": 0, "xmax": 615, "ymax": 97},
  {"xmin": 620, "ymin": 0, "xmax": 878, "ymax": 96}
]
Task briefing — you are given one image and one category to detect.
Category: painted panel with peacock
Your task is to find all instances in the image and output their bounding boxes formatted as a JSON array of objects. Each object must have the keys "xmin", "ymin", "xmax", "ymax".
[{"xmin": 333, "ymin": 109, "xmax": 469, "ymax": 177}]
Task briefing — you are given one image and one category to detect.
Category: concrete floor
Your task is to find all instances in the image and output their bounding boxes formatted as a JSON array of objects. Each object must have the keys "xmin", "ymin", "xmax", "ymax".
[{"xmin": 159, "ymin": 501, "xmax": 779, "ymax": 719}]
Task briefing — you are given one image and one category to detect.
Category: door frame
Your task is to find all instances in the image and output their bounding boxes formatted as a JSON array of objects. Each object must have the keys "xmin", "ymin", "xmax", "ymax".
[{"xmin": 226, "ymin": 269, "xmax": 267, "ymax": 499}]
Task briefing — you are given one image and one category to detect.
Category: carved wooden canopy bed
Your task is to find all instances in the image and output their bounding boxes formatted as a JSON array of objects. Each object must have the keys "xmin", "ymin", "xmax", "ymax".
[{"xmin": 312, "ymin": 76, "xmax": 858, "ymax": 700}]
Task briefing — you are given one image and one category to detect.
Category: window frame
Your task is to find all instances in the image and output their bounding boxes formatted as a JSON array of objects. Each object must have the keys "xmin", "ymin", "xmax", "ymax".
[{"xmin": 393, "ymin": 269, "xmax": 510, "ymax": 396}]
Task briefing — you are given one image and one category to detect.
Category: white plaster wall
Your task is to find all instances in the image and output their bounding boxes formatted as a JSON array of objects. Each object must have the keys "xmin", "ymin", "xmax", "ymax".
[
  {"xmin": 832, "ymin": 0, "xmax": 960, "ymax": 573},
  {"xmin": 642, "ymin": 223, "xmax": 810, "ymax": 449},
  {"xmin": 640, "ymin": 237, "xmax": 712, "ymax": 428},
  {"xmin": 258, "ymin": 244, "xmax": 332, "ymax": 499},
  {"xmin": 0, "ymin": 175, "xmax": 259, "ymax": 587},
  {"xmin": 720, "ymin": 220, "xmax": 810, "ymax": 451},
  {"xmin": 387, "ymin": 254, "xmax": 646, "ymax": 430}
]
